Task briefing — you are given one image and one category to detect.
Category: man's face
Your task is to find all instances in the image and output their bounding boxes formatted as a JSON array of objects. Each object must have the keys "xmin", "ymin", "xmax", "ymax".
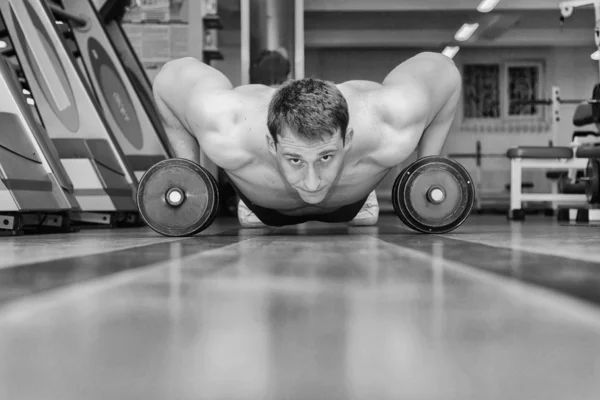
[{"xmin": 268, "ymin": 126, "xmax": 352, "ymax": 204}]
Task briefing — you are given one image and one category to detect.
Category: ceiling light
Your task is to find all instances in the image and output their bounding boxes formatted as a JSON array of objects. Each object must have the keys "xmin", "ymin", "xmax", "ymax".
[
  {"xmin": 591, "ymin": 50, "xmax": 600, "ymax": 60},
  {"xmin": 477, "ymin": 0, "xmax": 501, "ymax": 13},
  {"xmin": 454, "ymin": 23, "xmax": 480, "ymax": 42},
  {"xmin": 442, "ymin": 46, "xmax": 460, "ymax": 59}
]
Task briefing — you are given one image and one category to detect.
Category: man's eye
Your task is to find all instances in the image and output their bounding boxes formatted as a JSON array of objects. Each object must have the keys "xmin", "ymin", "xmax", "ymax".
[
  {"xmin": 321, "ymin": 155, "xmax": 332, "ymax": 162},
  {"xmin": 289, "ymin": 158, "xmax": 301, "ymax": 165}
]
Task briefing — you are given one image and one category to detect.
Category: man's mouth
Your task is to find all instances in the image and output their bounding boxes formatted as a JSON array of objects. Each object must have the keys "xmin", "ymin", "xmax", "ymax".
[{"xmin": 300, "ymin": 188, "xmax": 324, "ymax": 195}]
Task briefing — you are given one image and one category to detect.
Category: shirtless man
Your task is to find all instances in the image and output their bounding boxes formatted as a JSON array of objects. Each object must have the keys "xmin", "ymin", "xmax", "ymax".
[{"xmin": 152, "ymin": 52, "xmax": 461, "ymax": 227}]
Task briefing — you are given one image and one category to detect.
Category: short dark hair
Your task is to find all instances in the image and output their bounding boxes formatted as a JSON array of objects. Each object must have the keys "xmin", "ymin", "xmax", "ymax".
[{"xmin": 267, "ymin": 78, "xmax": 349, "ymax": 145}]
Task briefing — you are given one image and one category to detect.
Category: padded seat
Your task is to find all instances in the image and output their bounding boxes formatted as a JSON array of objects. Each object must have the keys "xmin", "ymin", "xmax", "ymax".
[
  {"xmin": 573, "ymin": 103, "xmax": 594, "ymax": 127},
  {"xmin": 572, "ymin": 130, "xmax": 600, "ymax": 138},
  {"xmin": 506, "ymin": 146, "xmax": 573, "ymax": 159},
  {"xmin": 545, "ymin": 170, "xmax": 568, "ymax": 179},
  {"xmin": 575, "ymin": 145, "xmax": 600, "ymax": 158}
]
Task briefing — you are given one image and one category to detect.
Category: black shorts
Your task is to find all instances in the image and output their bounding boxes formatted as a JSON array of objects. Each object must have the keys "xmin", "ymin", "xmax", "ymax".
[{"xmin": 228, "ymin": 179, "xmax": 368, "ymax": 227}]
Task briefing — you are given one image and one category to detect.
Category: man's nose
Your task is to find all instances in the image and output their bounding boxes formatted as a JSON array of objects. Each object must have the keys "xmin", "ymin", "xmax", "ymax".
[{"xmin": 304, "ymin": 167, "xmax": 321, "ymax": 191}]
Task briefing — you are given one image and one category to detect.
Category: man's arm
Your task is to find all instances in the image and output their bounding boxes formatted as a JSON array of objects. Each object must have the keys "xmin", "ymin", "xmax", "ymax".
[
  {"xmin": 153, "ymin": 57, "xmax": 248, "ymax": 169},
  {"xmin": 381, "ymin": 52, "xmax": 462, "ymax": 159}
]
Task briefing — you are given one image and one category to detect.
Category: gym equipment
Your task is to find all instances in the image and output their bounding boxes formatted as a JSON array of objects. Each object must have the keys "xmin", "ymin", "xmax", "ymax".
[
  {"xmin": 392, "ymin": 156, "xmax": 475, "ymax": 234},
  {"xmin": 505, "ymin": 83, "xmax": 600, "ymax": 220},
  {"xmin": 513, "ymin": 86, "xmax": 600, "ymax": 145},
  {"xmin": 137, "ymin": 159, "xmax": 220, "ymax": 237},
  {"xmin": 0, "ymin": 56, "xmax": 77, "ymax": 234},
  {"xmin": 557, "ymin": 175, "xmax": 586, "ymax": 194},
  {"xmin": 46, "ymin": 2, "xmax": 87, "ymax": 27},
  {"xmin": 583, "ymin": 158, "xmax": 600, "ymax": 203},
  {"xmin": 506, "ymin": 147, "xmax": 588, "ymax": 220},
  {"xmin": 556, "ymin": 150, "xmax": 600, "ymax": 224},
  {"xmin": 52, "ymin": 0, "xmax": 173, "ymax": 180},
  {"xmin": 573, "ymin": 104, "xmax": 596, "ymax": 127},
  {"xmin": 93, "ymin": 0, "xmax": 168, "ymax": 168},
  {"xmin": 449, "ymin": 140, "xmax": 507, "ymax": 211},
  {"xmin": 391, "ymin": 164, "xmax": 410, "ymax": 226},
  {"xmin": 0, "ymin": 0, "xmax": 139, "ymax": 225},
  {"xmin": 510, "ymin": 93, "xmax": 600, "ymax": 106}
]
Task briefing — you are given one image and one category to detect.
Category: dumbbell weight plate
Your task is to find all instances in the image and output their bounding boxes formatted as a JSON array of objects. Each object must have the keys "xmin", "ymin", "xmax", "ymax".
[
  {"xmin": 137, "ymin": 158, "xmax": 219, "ymax": 237},
  {"xmin": 392, "ymin": 156, "xmax": 475, "ymax": 234},
  {"xmin": 585, "ymin": 157, "xmax": 600, "ymax": 204},
  {"xmin": 204, "ymin": 168, "xmax": 221, "ymax": 228},
  {"xmin": 392, "ymin": 164, "xmax": 410, "ymax": 226}
]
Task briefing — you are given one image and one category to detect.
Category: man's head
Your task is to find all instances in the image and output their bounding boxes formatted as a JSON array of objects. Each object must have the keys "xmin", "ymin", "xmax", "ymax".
[{"xmin": 266, "ymin": 78, "xmax": 353, "ymax": 204}]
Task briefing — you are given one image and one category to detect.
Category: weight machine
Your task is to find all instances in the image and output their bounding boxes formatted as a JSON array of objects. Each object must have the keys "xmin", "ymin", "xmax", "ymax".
[{"xmin": 506, "ymin": 0, "xmax": 600, "ymax": 220}]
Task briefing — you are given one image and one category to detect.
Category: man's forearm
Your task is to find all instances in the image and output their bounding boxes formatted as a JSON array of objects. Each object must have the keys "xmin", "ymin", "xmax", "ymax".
[
  {"xmin": 417, "ymin": 87, "xmax": 461, "ymax": 159},
  {"xmin": 153, "ymin": 87, "xmax": 200, "ymax": 163}
]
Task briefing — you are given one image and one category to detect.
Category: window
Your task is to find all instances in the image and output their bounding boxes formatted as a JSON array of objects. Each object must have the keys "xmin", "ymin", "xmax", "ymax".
[
  {"xmin": 505, "ymin": 62, "xmax": 543, "ymax": 119},
  {"xmin": 463, "ymin": 64, "xmax": 500, "ymax": 119},
  {"xmin": 461, "ymin": 61, "xmax": 546, "ymax": 130}
]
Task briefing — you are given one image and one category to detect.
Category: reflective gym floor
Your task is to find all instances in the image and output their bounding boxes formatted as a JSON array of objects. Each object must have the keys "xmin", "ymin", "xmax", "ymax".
[{"xmin": 1, "ymin": 213, "xmax": 600, "ymax": 400}]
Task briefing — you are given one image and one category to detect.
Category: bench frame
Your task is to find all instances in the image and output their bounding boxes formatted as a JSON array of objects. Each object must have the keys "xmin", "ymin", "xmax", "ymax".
[{"xmin": 509, "ymin": 156, "xmax": 588, "ymax": 219}]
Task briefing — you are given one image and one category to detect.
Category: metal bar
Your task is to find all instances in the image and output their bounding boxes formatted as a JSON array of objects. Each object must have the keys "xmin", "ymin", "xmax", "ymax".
[
  {"xmin": 559, "ymin": 98, "xmax": 600, "ymax": 104},
  {"xmin": 47, "ymin": 3, "xmax": 87, "ymax": 27},
  {"xmin": 448, "ymin": 153, "xmax": 505, "ymax": 158},
  {"xmin": 509, "ymin": 98, "xmax": 600, "ymax": 105},
  {"xmin": 559, "ymin": 98, "xmax": 586, "ymax": 104},
  {"xmin": 520, "ymin": 193, "xmax": 587, "ymax": 202},
  {"xmin": 510, "ymin": 159, "xmax": 522, "ymax": 210},
  {"xmin": 294, "ymin": 0, "xmax": 304, "ymax": 79},
  {"xmin": 595, "ymin": 0, "xmax": 600, "ymax": 81},
  {"xmin": 520, "ymin": 159, "xmax": 588, "ymax": 169},
  {"xmin": 552, "ymin": 86, "xmax": 560, "ymax": 147},
  {"xmin": 509, "ymin": 99, "xmax": 553, "ymax": 105},
  {"xmin": 240, "ymin": 0, "xmax": 250, "ymax": 85}
]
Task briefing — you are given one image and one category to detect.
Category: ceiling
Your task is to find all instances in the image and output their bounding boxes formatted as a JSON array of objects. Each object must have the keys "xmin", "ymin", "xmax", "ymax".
[
  {"xmin": 219, "ymin": 10, "xmax": 594, "ymax": 31},
  {"xmin": 216, "ymin": 0, "xmax": 598, "ymax": 48}
]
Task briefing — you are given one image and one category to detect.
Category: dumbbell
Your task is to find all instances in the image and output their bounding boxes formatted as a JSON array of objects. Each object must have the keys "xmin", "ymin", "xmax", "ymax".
[
  {"xmin": 391, "ymin": 156, "xmax": 475, "ymax": 233},
  {"xmin": 139, "ymin": 156, "xmax": 474, "ymax": 236},
  {"xmin": 583, "ymin": 158, "xmax": 600, "ymax": 204},
  {"xmin": 137, "ymin": 158, "xmax": 220, "ymax": 237}
]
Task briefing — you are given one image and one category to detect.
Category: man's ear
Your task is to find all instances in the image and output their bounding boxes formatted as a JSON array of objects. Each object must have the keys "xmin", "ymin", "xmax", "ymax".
[
  {"xmin": 344, "ymin": 128, "xmax": 354, "ymax": 148},
  {"xmin": 266, "ymin": 134, "xmax": 277, "ymax": 155}
]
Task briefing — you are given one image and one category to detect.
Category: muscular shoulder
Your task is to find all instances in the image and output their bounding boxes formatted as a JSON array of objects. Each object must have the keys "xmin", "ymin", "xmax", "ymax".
[
  {"xmin": 338, "ymin": 79, "xmax": 429, "ymax": 132},
  {"xmin": 184, "ymin": 84, "xmax": 274, "ymax": 171},
  {"xmin": 185, "ymin": 84, "xmax": 273, "ymax": 133},
  {"xmin": 377, "ymin": 83, "xmax": 430, "ymax": 132}
]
